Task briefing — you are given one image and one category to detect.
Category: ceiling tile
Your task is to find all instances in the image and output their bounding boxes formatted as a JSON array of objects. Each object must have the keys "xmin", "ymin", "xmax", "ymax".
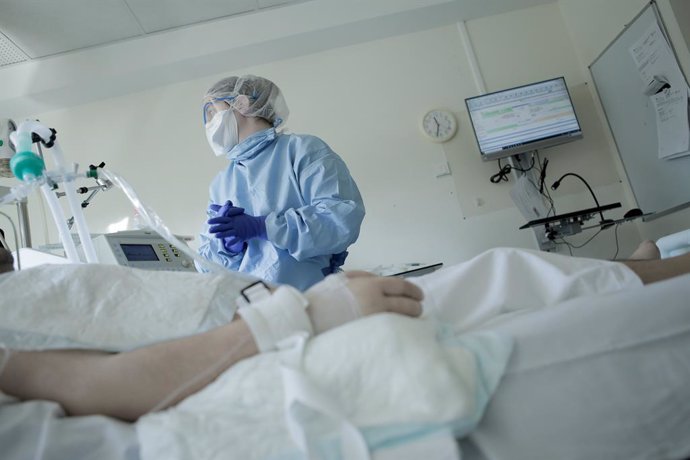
[
  {"xmin": 0, "ymin": 31, "xmax": 29, "ymax": 67},
  {"xmin": 125, "ymin": 0, "xmax": 259, "ymax": 33},
  {"xmin": 0, "ymin": 0, "xmax": 144, "ymax": 58}
]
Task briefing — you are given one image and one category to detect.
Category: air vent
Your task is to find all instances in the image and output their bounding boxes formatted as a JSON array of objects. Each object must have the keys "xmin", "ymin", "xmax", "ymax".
[{"xmin": 0, "ymin": 32, "xmax": 28, "ymax": 67}]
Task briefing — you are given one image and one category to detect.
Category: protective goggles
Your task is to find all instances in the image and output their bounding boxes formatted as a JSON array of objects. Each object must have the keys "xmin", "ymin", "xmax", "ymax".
[{"xmin": 202, "ymin": 97, "xmax": 236, "ymax": 125}]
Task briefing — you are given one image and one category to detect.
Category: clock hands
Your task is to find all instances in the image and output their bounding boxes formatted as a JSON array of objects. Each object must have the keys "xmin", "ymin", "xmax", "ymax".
[{"xmin": 422, "ymin": 110, "xmax": 456, "ymax": 142}]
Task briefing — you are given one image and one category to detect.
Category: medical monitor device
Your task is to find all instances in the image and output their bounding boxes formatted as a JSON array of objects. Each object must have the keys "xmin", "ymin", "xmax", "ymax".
[
  {"xmin": 465, "ymin": 77, "xmax": 582, "ymax": 161},
  {"xmin": 90, "ymin": 230, "xmax": 196, "ymax": 271}
]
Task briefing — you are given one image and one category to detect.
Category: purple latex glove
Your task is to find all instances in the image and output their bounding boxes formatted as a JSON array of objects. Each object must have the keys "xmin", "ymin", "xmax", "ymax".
[
  {"xmin": 209, "ymin": 200, "xmax": 245, "ymax": 218},
  {"xmin": 208, "ymin": 209, "xmax": 268, "ymax": 248},
  {"xmin": 208, "ymin": 201, "xmax": 246, "ymax": 253},
  {"xmin": 223, "ymin": 238, "xmax": 246, "ymax": 253}
]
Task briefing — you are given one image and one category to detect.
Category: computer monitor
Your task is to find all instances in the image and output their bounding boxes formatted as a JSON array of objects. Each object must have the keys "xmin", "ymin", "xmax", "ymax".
[{"xmin": 465, "ymin": 77, "xmax": 583, "ymax": 161}]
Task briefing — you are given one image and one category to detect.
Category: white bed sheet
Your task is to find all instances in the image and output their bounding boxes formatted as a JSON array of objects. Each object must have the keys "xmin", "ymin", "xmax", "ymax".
[{"xmin": 461, "ymin": 272, "xmax": 690, "ymax": 460}]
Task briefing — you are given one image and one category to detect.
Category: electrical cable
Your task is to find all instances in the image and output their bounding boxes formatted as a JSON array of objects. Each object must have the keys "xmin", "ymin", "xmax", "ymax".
[
  {"xmin": 538, "ymin": 157, "xmax": 548, "ymax": 194},
  {"xmin": 490, "ymin": 160, "xmax": 512, "ymax": 183},
  {"xmin": 512, "ymin": 154, "xmax": 536, "ymax": 172},
  {"xmin": 533, "ymin": 152, "xmax": 556, "ymax": 216},
  {"xmin": 610, "ymin": 223, "xmax": 621, "ymax": 260},
  {"xmin": 551, "ymin": 172, "xmax": 606, "ymax": 222},
  {"xmin": 490, "ymin": 154, "xmax": 536, "ymax": 183},
  {"xmin": 555, "ymin": 240, "xmax": 574, "ymax": 256},
  {"xmin": 557, "ymin": 228, "xmax": 604, "ymax": 250}
]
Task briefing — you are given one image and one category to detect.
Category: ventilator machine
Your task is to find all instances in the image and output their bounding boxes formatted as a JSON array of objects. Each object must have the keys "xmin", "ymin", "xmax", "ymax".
[{"xmin": 91, "ymin": 230, "xmax": 195, "ymax": 271}]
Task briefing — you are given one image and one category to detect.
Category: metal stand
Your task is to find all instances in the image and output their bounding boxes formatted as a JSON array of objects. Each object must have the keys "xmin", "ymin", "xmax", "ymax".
[
  {"xmin": 17, "ymin": 198, "xmax": 32, "ymax": 247},
  {"xmin": 508, "ymin": 153, "xmax": 555, "ymax": 251},
  {"xmin": 0, "ymin": 187, "xmax": 32, "ymax": 248}
]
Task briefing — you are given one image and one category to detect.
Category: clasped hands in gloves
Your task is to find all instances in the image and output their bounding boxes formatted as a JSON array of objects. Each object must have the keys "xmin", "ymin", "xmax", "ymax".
[{"xmin": 208, "ymin": 200, "xmax": 267, "ymax": 253}]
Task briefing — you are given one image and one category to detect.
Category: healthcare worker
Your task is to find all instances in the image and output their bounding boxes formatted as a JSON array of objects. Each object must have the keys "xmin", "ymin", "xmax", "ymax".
[{"xmin": 196, "ymin": 75, "xmax": 365, "ymax": 290}]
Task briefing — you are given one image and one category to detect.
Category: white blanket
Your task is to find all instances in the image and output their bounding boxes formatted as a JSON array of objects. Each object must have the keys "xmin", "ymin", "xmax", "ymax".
[
  {"xmin": 0, "ymin": 264, "xmax": 248, "ymax": 351},
  {"xmin": 138, "ymin": 315, "xmax": 511, "ymax": 459}
]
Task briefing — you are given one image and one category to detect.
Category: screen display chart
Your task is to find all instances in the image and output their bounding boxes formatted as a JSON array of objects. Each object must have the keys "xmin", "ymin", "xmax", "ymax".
[{"xmin": 467, "ymin": 78, "xmax": 581, "ymax": 155}]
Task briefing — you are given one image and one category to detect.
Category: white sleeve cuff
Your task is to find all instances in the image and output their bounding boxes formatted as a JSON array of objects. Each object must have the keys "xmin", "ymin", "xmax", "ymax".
[{"xmin": 237, "ymin": 286, "xmax": 313, "ymax": 352}]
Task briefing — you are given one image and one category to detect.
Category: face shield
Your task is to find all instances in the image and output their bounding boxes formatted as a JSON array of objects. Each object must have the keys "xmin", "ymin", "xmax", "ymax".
[
  {"xmin": 201, "ymin": 75, "xmax": 290, "ymax": 129},
  {"xmin": 203, "ymin": 98, "xmax": 235, "ymax": 126}
]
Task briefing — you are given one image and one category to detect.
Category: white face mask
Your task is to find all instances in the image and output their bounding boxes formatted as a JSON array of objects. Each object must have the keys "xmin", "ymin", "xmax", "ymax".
[{"xmin": 205, "ymin": 109, "xmax": 239, "ymax": 157}]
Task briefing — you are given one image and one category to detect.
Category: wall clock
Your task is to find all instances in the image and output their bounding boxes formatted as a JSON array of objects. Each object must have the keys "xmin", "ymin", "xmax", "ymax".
[{"xmin": 421, "ymin": 109, "xmax": 458, "ymax": 143}]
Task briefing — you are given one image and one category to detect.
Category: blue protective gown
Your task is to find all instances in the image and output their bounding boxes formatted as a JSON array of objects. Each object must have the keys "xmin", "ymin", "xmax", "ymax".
[{"xmin": 197, "ymin": 128, "xmax": 365, "ymax": 290}]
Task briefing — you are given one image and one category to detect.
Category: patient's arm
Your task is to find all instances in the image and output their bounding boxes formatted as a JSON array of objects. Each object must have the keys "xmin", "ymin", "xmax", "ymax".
[
  {"xmin": 0, "ymin": 275, "xmax": 423, "ymax": 422},
  {"xmin": 1, "ymin": 319, "xmax": 258, "ymax": 422},
  {"xmin": 622, "ymin": 246, "xmax": 690, "ymax": 284}
]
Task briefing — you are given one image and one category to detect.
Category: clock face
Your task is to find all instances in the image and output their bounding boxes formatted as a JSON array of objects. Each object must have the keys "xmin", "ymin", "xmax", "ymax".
[{"xmin": 421, "ymin": 109, "xmax": 457, "ymax": 143}]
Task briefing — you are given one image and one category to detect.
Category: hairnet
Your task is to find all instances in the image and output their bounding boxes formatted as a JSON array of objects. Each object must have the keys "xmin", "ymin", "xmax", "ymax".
[{"xmin": 203, "ymin": 75, "xmax": 289, "ymax": 128}]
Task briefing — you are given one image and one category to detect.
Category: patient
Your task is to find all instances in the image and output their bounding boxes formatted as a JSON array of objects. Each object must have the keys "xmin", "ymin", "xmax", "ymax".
[{"xmin": 0, "ymin": 241, "xmax": 689, "ymax": 423}]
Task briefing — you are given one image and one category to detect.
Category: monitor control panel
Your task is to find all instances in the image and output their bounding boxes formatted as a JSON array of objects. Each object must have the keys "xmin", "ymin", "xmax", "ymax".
[{"xmin": 91, "ymin": 230, "xmax": 196, "ymax": 272}]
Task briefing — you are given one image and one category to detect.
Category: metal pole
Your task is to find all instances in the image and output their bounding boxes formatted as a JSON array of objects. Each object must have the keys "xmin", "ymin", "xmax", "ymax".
[{"xmin": 16, "ymin": 199, "xmax": 32, "ymax": 248}]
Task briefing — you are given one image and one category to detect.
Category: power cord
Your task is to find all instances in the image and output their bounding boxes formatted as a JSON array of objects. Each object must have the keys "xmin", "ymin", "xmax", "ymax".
[
  {"xmin": 490, "ymin": 160, "xmax": 512, "ymax": 183},
  {"xmin": 538, "ymin": 157, "xmax": 548, "ymax": 194},
  {"xmin": 557, "ymin": 227, "xmax": 604, "ymax": 251},
  {"xmin": 490, "ymin": 154, "xmax": 536, "ymax": 183},
  {"xmin": 551, "ymin": 172, "xmax": 612, "ymax": 227},
  {"xmin": 533, "ymin": 152, "xmax": 555, "ymax": 216},
  {"xmin": 555, "ymin": 221, "xmax": 622, "ymax": 259},
  {"xmin": 610, "ymin": 223, "xmax": 621, "ymax": 260}
]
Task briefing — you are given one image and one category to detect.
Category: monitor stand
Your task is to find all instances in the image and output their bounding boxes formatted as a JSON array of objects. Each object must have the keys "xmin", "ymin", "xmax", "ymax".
[{"xmin": 508, "ymin": 152, "xmax": 556, "ymax": 251}]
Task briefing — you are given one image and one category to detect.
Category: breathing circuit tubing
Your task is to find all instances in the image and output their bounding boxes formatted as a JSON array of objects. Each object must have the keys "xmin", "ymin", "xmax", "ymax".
[
  {"xmin": 7, "ymin": 120, "xmax": 94, "ymax": 263},
  {"xmin": 0, "ymin": 119, "xmax": 243, "ymax": 276}
]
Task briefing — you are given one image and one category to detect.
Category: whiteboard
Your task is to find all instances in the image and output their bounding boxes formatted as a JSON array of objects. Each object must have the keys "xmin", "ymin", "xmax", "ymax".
[{"xmin": 589, "ymin": 1, "xmax": 690, "ymax": 219}]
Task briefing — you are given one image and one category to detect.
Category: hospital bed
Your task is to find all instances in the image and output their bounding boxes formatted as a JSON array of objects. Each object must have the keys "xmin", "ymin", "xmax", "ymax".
[
  {"xmin": 1, "ymin": 241, "xmax": 690, "ymax": 459},
  {"xmin": 460, "ymin": 270, "xmax": 690, "ymax": 460}
]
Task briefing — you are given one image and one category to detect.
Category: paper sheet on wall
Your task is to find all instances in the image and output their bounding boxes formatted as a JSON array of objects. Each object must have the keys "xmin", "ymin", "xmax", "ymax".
[
  {"xmin": 651, "ymin": 86, "xmax": 690, "ymax": 159},
  {"xmin": 629, "ymin": 20, "xmax": 690, "ymax": 159}
]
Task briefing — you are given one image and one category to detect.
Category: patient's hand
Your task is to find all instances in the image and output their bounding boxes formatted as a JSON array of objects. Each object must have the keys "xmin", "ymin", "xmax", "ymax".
[
  {"xmin": 343, "ymin": 271, "xmax": 424, "ymax": 317},
  {"xmin": 305, "ymin": 272, "xmax": 424, "ymax": 334}
]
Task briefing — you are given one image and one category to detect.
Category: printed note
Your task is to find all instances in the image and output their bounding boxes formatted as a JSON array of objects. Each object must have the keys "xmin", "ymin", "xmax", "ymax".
[{"xmin": 630, "ymin": 22, "xmax": 690, "ymax": 159}]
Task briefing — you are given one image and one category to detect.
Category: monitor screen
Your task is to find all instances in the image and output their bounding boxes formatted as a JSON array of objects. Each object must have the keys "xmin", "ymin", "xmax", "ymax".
[
  {"xmin": 120, "ymin": 243, "xmax": 159, "ymax": 262},
  {"xmin": 465, "ymin": 77, "xmax": 582, "ymax": 161}
]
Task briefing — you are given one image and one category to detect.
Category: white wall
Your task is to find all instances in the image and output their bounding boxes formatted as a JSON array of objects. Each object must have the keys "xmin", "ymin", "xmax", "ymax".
[{"xmin": 7, "ymin": 1, "xmax": 679, "ymax": 271}]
